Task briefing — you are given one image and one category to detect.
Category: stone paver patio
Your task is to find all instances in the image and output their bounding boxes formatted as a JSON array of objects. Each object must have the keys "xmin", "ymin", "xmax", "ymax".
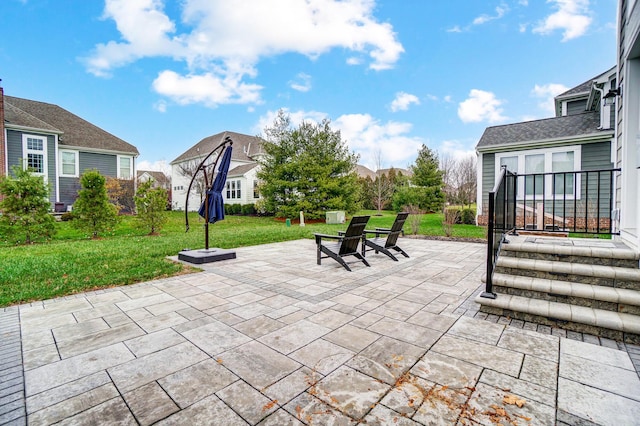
[{"xmin": 2, "ymin": 238, "xmax": 640, "ymax": 425}]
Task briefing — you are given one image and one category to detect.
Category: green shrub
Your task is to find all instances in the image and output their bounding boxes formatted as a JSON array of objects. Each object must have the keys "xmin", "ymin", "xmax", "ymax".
[
  {"xmin": 460, "ymin": 208, "xmax": 476, "ymax": 225},
  {"xmin": 224, "ymin": 204, "xmax": 231, "ymax": 215},
  {"xmin": 231, "ymin": 204, "xmax": 242, "ymax": 215},
  {"xmin": 241, "ymin": 204, "xmax": 256, "ymax": 215},
  {"xmin": 60, "ymin": 211, "xmax": 75, "ymax": 222}
]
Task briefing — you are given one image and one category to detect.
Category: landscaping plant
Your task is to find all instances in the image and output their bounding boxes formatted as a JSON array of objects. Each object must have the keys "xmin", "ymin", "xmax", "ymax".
[
  {"xmin": 72, "ymin": 170, "xmax": 119, "ymax": 238},
  {"xmin": 0, "ymin": 165, "xmax": 56, "ymax": 244},
  {"xmin": 135, "ymin": 179, "xmax": 169, "ymax": 235}
]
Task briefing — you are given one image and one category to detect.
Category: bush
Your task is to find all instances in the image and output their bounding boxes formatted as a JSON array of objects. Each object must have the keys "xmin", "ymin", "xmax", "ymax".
[
  {"xmin": 231, "ymin": 204, "xmax": 242, "ymax": 215},
  {"xmin": 241, "ymin": 204, "xmax": 256, "ymax": 215},
  {"xmin": 72, "ymin": 170, "xmax": 119, "ymax": 238},
  {"xmin": 460, "ymin": 208, "xmax": 476, "ymax": 225},
  {"xmin": 60, "ymin": 211, "xmax": 75, "ymax": 222},
  {"xmin": 134, "ymin": 180, "xmax": 169, "ymax": 235}
]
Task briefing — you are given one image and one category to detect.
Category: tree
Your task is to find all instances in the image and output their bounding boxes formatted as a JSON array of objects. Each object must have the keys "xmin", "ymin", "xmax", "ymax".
[
  {"xmin": 0, "ymin": 166, "xmax": 56, "ymax": 244},
  {"xmin": 105, "ymin": 177, "xmax": 135, "ymax": 214},
  {"xmin": 401, "ymin": 144, "xmax": 445, "ymax": 212},
  {"xmin": 372, "ymin": 151, "xmax": 395, "ymax": 214},
  {"xmin": 134, "ymin": 179, "xmax": 169, "ymax": 235},
  {"xmin": 454, "ymin": 155, "xmax": 477, "ymax": 207},
  {"xmin": 72, "ymin": 170, "xmax": 119, "ymax": 238},
  {"xmin": 257, "ymin": 110, "xmax": 360, "ymax": 219}
]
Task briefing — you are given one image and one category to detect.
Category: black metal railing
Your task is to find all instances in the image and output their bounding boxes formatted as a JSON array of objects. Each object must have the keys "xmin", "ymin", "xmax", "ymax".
[
  {"xmin": 482, "ymin": 167, "xmax": 620, "ymax": 299},
  {"xmin": 514, "ymin": 168, "xmax": 620, "ymax": 235},
  {"xmin": 483, "ymin": 166, "xmax": 517, "ymax": 299}
]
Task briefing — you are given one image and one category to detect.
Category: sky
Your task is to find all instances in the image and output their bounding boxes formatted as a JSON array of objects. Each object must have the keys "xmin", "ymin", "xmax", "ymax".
[{"xmin": 1, "ymin": 0, "xmax": 618, "ymax": 173}]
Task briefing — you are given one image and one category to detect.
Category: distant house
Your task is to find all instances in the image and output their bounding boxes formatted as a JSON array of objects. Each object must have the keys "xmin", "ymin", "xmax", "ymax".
[
  {"xmin": 0, "ymin": 89, "xmax": 139, "ymax": 210},
  {"xmin": 170, "ymin": 131, "xmax": 265, "ymax": 211},
  {"xmin": 475, "ymin": 67, "xmax": 617, "ymax": 226},
  {"xmin": 137, "ymin": 170, "xmax": 170, "ymax": 190}
]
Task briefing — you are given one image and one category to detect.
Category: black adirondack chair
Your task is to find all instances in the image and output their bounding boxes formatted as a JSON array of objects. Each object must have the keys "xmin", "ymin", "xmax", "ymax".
[
  {"xmin": 363, "ymin": 212, "xmax": 410, "ymax": 261},
  {"xmin": 315, "ymin": 215, "xmax": 371, "ymax": 271}
]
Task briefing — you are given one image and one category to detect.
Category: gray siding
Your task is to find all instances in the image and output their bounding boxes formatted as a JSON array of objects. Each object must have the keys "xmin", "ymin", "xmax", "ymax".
[
  {"xmin": 567, "ymin": 100, "xmax": 587, "ymax": 115},
  {"xmin": 6, "ymin": 129, "xmax": 57, "ymax": 204},
  {"xmin": 482, "ymin": 153, "xmax": 495, "ymax": 212},
  {"xmin": 79, "ymin": 152, "xmax": 117, "ymax": 176},
  {"xmin": 59, "ymin": 177, "xmax": 81, "ymax": 207},
  {"xmin": 581, "ymin": 141, "xmax": 613, "ymax": 171}
]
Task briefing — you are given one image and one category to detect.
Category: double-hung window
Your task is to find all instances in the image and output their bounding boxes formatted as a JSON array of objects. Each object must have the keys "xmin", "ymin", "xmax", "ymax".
[
  {"xmin": 226, "ymin": 180, "xmax": 241, "ymax": 199},
  {"xmin": 495, "ymin": 146, "xmax": 581, "ymax": 199},
  {"xmin": 118, "ymin": 156, "xmax": 133, "ymax": 179},
  {"xmin": 22, "ymin": 135, "xmax": 48, "ymax": 177},
  {"xmin": 59, "ymin": 150, "xmax": 79, "ymax": 177}
]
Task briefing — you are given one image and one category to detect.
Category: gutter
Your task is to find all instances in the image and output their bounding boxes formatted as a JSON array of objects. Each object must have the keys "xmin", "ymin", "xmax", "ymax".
[{"xmin": 476, "ymin": 131, "xmax": 614, "ymax": 153}]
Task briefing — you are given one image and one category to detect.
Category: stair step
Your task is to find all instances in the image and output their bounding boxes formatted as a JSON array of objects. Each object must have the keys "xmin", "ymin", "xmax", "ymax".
[
  {"xmin": 496, "ymin": 257, "xmax": 640, "ymax": 282},
  {"xmin": 492, "ymin": 273, "xmax": 640, "ymax": 307},
  {"xmin": 475, "ymin": 293, "xmax": 640, "ymax": 335},
  {"xmin": 503, "ymin": 238, "xmax": 639, "ymax": 261}
]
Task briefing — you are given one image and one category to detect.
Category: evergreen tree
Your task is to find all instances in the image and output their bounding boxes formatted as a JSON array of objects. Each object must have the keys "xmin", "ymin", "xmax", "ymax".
[
  {"xmin": 258, "ymin": 110, "xmax": 360, "ymax": 219},
  {"xmin": 396, "ymin": 145, "xmax": 445, "ymax": 212},
  {"xmin": 72, "ymin": 170, "xmax": 119, "ymax": 238},
  {"xmin": 0, "ymin": 166, "xmax": 56, "ymax": 244},
  {"xmin": 134, "ymin": 179, "xmax": 168, "ymax": 235}
]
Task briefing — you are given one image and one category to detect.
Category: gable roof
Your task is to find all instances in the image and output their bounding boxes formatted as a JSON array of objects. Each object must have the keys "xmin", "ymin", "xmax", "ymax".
[
  {"xmin": 555, "ymin": 67, "xmax": 616, "ymax": 99},
  {"xmin": 4, "ymin": 96, "xmax": 138, "ymax": 155},
  {"xmin": 228, "ymin": 163, "xmax": 258, "ymax": 177},
  {"xmin": 137, "ymin": 170, "xmax": 170, "ymax": 186},
  {"xmin": 171, "ymin": 131, "xmax": 264, "ymax": 165},
  {"xmin": 476, "ymin": 111, "xmax": 610, "ymax": 150}
]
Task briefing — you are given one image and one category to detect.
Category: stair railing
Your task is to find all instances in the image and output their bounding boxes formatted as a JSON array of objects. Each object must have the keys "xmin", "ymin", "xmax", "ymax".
[{"xmin": 482, "ymin": 165, "xmax": 517, "ymax": 299}]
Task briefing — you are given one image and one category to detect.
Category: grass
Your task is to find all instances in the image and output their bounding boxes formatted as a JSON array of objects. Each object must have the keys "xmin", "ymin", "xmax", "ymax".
[{"xmin": 0, "ymin": 210, "xmax": 486, "ymax": 307}]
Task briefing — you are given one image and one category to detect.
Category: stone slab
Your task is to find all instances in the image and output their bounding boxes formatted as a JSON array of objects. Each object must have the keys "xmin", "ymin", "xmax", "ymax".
[{"xmin": 178, "ymin": 248, "xmax": 236, "ymax": 264}]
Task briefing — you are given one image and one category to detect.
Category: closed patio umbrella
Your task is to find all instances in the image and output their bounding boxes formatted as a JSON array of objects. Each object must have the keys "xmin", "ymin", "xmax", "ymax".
[{"xmin": 198, "ymin": 145, "xmax": 233, "ymax": 223}]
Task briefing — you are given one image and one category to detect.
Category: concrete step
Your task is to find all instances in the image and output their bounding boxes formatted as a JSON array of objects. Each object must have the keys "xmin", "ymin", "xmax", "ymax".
[
  {"xmin": 495, "ymin": 257, "xmax": 640, "ymax": 289},
  {"xmin": 475, "ymin": 293, "xmax": 640, "ymax": 340},
  {"xmin": 491, "ymin": 273, "xmax": 640, "ymax": 314}
]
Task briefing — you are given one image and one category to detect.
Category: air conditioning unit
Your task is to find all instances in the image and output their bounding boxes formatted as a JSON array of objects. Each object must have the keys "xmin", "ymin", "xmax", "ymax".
[{"xmin": 326, "ymin": 211, "xmax": 345, "ymax": 224}]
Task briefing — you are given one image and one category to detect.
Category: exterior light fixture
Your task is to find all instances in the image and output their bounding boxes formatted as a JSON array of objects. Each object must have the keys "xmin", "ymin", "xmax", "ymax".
[{"xmin": 603, "ymin": 88, "xmax": 621, "ymax": 106}]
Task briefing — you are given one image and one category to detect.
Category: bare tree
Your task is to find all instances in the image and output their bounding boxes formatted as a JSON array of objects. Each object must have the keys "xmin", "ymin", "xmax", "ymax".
[
  {"xmin": 178, "ymin": 156, "xmax": 218, "ymax": 203},
  {"xmin": 440, "ymin": 154, "xmax": 457, "ymax": 204},
  {"xmin": 454, "ymin": 155, "xmax": 477, "ymax": 208},
  {"xmin": 372, "ymin": 150, "xmax": 394, "ymax": 214}
]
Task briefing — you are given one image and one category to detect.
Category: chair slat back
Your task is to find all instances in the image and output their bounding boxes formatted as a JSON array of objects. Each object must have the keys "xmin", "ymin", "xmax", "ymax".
[
  {"xmin": 385, "ymin": 212, "xmax": 409, "ymax": 247},
  {"xmin": 339, "ymin": 215, "xmax": 369, "ymax": 255}
]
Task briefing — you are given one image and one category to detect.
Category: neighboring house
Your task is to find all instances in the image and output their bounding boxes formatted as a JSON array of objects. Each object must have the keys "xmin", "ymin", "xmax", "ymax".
[
  {"xmin": 356, "ymin": 165, "xmax": 412, "ymax": 180},
  {"xmin": 137, "ymin": 170, "xmax": 170, "ymax": 190},
  {"xmin": 1, "ymin": 90, "xmax": 139, "ymax": 210},
  {"xmin": 475, "ymin": 67, "xmax": 617, "ymax": 228},
  {"xmin": 170, "ymin": 131, "xmax": 265, "ymax": 211},
  {"xmin": 616, "ymin": 0, "xmax": 640, "ymax": 252}
]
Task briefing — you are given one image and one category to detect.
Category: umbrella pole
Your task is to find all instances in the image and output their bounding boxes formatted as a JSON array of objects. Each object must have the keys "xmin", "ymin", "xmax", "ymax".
[{"xmin": 205, "ymin": 191, "xmax": 210, "ymax": 250}]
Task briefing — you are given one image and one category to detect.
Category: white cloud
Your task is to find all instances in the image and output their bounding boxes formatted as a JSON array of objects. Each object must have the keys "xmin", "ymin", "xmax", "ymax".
[
  {"xmin": 152, "ymin": 70, "xmax": 263, "ymax": 107},
  {"xmin": 390, "ymin": 92, "xmax": 420, "ymax": 112},
  {"xmin": 533, "ymin": 0, "xmax": 593, "ymax": 41},
  {"xmin": 447, "ymin": 25, "xmax": 463, "ymax": 33},
  {"xmin": 85, "ymin": 0, "xmax": 403, "ymax": 106},
  {"xmin": 153, "ymin": 99, "xmax": 168, "ymax": 113},
  {"xmin": 440, "ymin": 140, "xmax": 476, "ymax": 161},
  {"xmin": 472, "ymin": 5, "xmax": 508, "ymax": 26},
  {"xmin": 443, "ymin": 95, "xmax": 453, "ymax": 103},
  {"xmin": 531, "ymin": 83, "xmax": 569, "ymax": 115},
  {"xmin": 334, "ymin": 114, "xmax": 423, "ymax": 169},
  {"xmin": 254, "ymin": 109, "xmax": 422, "ymax": 169},
  {"xmin": 137, "ymin": 159, "xmax": 171, "ymax": 175},
  {"xmin": 289, "ymin": 73, "xmax": 312, "ymax": 92},
  {"xmin": 458, "ymin": 89, "xmax": 507, "ymax": 124}
]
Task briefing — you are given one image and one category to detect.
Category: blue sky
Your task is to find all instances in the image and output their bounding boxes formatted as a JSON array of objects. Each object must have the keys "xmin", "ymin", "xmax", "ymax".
[{"xmin": 1, "ymin": 0, "xmax": 617, "ymax": 172}]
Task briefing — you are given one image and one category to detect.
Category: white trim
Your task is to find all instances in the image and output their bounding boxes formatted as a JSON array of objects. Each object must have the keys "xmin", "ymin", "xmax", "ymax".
[
  {"xmin": 61, "ymin": 144, "xmax": 138, "ymax": 157},
  {"xmin": 59, "ymin": 149, "xmax": 79, "ymax": 178},
  {"xmin": 495, "ymin": 145, "xmax": 582, "ymax": 200},
  {"xmin": 476, "ymin": 151, "xmax": 483, "ymax": 215},
  {"xmin": 117, "ymin": 155, "xmax": 133, "ymax": 179},
  {"xmin": 54, "ymin": 135, "xmax": 60, "ymax": 202},
  {"xmin": 21, "ymin": 133, "xmax": 48, "ymax": 179},
  {"xmin": 476, "ymin": 132, "xmax": 613, "ymax": 153}
]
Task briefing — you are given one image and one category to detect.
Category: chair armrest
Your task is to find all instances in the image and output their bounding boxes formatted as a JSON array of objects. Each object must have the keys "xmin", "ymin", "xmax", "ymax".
[
  {"xmin": 375, "ymin": 227, "xmax": 405, "ymax": 236},
  {"xmin": 314, "ymin": 233, "xmax": 342, "ymax": 244}
]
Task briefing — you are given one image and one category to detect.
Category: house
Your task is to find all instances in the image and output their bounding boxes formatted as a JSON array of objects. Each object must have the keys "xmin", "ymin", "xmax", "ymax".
[
  {"xmin": 475, "ymin": 67, "xmax": 617, "ymax": 230},
  {"xmin": 617, "ymin": 0, "xmax": 640, "ymax": 252},
  {"xmin": 137, "ymin": 170, "xmax": 170, "ymax": 190},
  {"xmin": 474, "ymin": 0, "xmax": 640, "ymax": 342},
  {"xmin": 170, "ymin": 131, "xmax": 265, "ymax": 211},
  {"xmin": 0, "ymin": 89, "xmax": 139, "ymax": 210}
]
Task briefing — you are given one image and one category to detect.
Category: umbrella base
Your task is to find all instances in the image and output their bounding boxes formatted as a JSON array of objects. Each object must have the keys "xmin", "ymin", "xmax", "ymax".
[{"xmin": 178, "ymin": 248, "xmax": 237, "ymax": 264}]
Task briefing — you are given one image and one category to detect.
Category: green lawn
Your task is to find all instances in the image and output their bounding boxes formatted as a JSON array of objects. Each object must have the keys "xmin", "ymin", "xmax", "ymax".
[{"xmin": 0, "ymin": 211, "xmax": 486, "ymax": 307}]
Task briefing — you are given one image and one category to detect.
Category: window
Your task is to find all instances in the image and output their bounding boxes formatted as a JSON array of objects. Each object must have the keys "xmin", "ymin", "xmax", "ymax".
[
  {"xmin": 253, "ymin": 180, "xmax": 260, "ymax": 199},
  {"xmin": 22, "ymin": 135, "xmax": 48, "ymax": 177},
  {"xmin": 495, "ymin": 145, "xmax": 581, "ymax": 199},
  {"xmin": 226, "ymin": 180, "xmax": 241, "ymax": 199},
  {"xmin": 118, "ymin": 156, "xmax": 132, "ymax": 179},
  {"xmin": 59, "ymin": 150, "xmax": 79, "ymax": 177}
]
